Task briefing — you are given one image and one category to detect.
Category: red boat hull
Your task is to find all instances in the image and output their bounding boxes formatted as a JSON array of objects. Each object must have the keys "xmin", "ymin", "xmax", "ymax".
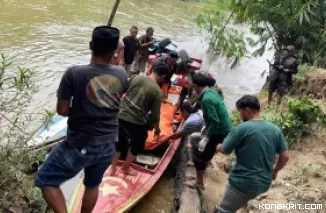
[{"xmin": 69, "ymin": 105, "xmax": 183, "ymax": 213}]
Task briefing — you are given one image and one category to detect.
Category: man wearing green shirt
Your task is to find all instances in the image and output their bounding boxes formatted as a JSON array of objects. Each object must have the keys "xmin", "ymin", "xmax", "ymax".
[
  {"xmin": 215, "ymin": 95, "xmax": 289, "ymax": 213},
  {"xmin": 109, "ymin": 61, "xmax": 169, "ymax": 176},
  {"xmin": 185, "ymin": 73, "xmax": 232, "ymax": 189}
]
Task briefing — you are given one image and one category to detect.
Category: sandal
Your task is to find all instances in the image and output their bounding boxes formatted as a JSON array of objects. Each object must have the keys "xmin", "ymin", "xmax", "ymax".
[{"xmin": 184, "ymin": 180, "xmax": 205, "ymax": 190}]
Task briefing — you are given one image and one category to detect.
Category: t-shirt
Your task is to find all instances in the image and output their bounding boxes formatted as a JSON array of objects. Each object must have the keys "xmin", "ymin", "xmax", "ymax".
[
  {"xmin": 222, "ymin": 120, "xmax": 288, "ymax": 194},
  {"xmin": 118, "ymin": 75, "xmax": 162, "ymax": 125},
  {"xmin": 123, "ymin": 36, "xmax": 139, "ymax": 65},
  {"xmin": 181, "ymin": 110, "xmax": 203, "ymax": 135},
  {"xmin": 200, "ymin": 89, "xmax": 232, "ymax": 135},
  {"xmin": 139, "ymin": 34, "xmax": 153, "ymax": 60},
  {"xmin": 57, "ymin": 64, "xmax": 128, "ymax": 146}
]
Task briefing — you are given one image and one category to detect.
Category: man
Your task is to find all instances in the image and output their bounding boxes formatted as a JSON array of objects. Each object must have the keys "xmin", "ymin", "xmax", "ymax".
[
  {"xmin": 123, "ymin": 26, "xmax": 139, "ymax": 76},
  {"xmin": 110, "ymin": 40, "xmax": 125, "ymax": 66},
  {"xmin": 110, "ymin": 60, "xmax": 169, "ymax": 176},
  {"xmin": 268, "ymin": 45, "xmax": 298, "ymax": 105},
  {"xmin": 34, "ymin": 26, "xmax": 128, "ymax": 213},
  {"xmin": 175, "ymin": 71, "xmax": 197, "ymax": 107},
  {"xmin": 214, "ymin": 95, "xmax": 289, "ymax": 213},
  {"xmin": 147, "ymin": 51, "xmax": 179, "ymax": 99},
  {"xmin": 163, "ymin": 102, "xmax": 203, "ymax": 143},
  {"xmin": 175, "ymin": 71, "xmax": 224, "ymax": 108},
  {"xmin": 132, "ymin": 27, "xmax": 155, "ymax": 73},
  {"xmin": 185, "ymin": 73, "xmax": 232, "ymax": 189}
]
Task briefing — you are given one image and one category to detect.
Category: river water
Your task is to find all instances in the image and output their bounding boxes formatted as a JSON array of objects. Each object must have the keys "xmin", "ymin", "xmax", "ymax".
[{"xmin": 0, "ymin": 0, "xmax": 272, "ymax": 212}]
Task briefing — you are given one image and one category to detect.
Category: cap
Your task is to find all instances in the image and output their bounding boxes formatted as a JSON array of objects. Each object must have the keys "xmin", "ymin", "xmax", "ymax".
[
  {"xmin": 284, "ymin": 45, "xmax": 295, "ymax": 52},
  {"xmin": 92, "ymin": 26, "xmax": 120, "ymax": 53},
  {"xmin": 168, "ymin": 50, "xmax": 179, "ymax": 60}
]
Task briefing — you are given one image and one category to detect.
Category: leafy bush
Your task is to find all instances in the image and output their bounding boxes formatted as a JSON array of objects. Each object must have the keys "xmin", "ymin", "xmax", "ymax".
[
  {"xmin": 0, "ymin": 54, "xmax": 48, "ymax": 212},
  {"xmin": 230, "ymin": 97, "xmax": 326, "ymax": 148}
]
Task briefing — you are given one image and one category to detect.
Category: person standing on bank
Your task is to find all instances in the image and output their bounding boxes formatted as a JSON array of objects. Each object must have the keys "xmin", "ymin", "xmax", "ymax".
[
  {"xmin": 185, "ymin": 73, "xmax": 232, "ymax": 189},
  {"xmin": 214, "ymin": 95, "xmax": 289, "ymax": 213},
  {"xmin": 123, "ymin": 26, "xmax": 140, "ymax": 76},
  {"xmin": 132, "ymin": 27, "xmax": 155, "ymax": 74},
  {"xmin": 35, "ymin": 26, "xmax": 129, "ymax": 213},
  {"xmin": 268, "ymin": 45, "xmax": 298, "ymax": 105},
  {"xmin": 109, "ymin": 61, "xmax": 169, "ymax": 176}
]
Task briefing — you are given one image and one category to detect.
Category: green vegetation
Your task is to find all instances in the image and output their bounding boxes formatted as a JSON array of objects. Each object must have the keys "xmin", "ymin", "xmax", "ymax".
[
  {"xmin": 196, "ymin": 0, "xmax": 326, "ymax": 68},
  {"xmin": 0, "ymin": 54, "xmax": 49, "ymax": 212},
  {"xmin": 231, "ymin": 96, "xmax": 326, "ymax": 148}
]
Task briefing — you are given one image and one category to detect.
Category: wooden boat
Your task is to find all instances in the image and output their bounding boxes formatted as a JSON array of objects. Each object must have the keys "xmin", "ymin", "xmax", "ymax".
[
  {"xmin": 69, "ymin": 102, "xmax": 181, "ymax": 213},
  {"xmin": 68, "ymin": 54, "xmax": 202, "ymax": 212},
  {"xmin": 28, "ymin": 47, "xmax": 203, "ymax": 212}
]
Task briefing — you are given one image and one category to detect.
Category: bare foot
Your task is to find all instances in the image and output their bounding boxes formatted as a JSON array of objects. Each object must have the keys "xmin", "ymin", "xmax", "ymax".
[
  {"xmin": 186, "ymin": 161, "xmax": 194, "ymax": 167},
  {"xmin": 109, "ymin": 167, "xmax": 117, "ymax": 176},
  {"xmin": 186, "ymin": 144, "xmax": 192, "ymax": 149},
  {"xmin": 121, "ymin": 167, "xmax": 137, "ymax": 176}
]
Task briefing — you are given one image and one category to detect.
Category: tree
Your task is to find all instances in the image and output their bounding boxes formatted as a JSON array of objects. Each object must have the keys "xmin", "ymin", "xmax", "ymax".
[
  {"xmin": 0, "ymin": 54, "xmax": 49, "ymax": 212},
  {"xmin": 196, "ymin": 0, "xmax": 326, "ymax": 68}
]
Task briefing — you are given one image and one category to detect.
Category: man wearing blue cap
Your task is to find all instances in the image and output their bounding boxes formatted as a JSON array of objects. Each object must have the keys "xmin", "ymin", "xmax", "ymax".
[{"xmin": 35, "ymin": 26, "xmax": 129, "ymax": 213}]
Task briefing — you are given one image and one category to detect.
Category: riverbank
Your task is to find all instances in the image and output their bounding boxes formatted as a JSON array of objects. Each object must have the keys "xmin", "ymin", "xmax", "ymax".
[{"xmin": 181, "ymin": 67, "xmax": 326, "ymax": 212}]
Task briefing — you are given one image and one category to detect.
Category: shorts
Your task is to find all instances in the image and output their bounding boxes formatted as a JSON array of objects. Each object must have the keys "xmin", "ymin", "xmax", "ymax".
[
  {"xmin": 35, "ymin": 140, "xmax": 115, "ymax": 189},
  {"xmin": 116, "ymin": 119, "xmax": 148, "ymax": 157},
  {"xmin": 193, "ymin": 133, "xmax": 227, "ymax": 170},
  {"xmin": 214, "ymin": 184, "xmax": 259, "ymax": 213},
  {"xmin": 268, "ymin": 79, "xmax": 287, "ymax": 96}
]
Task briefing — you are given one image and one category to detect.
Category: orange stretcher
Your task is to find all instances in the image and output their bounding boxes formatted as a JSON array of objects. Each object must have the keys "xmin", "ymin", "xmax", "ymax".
[{"xmin": 144, "ymin": 103, "xmax": 177, "ymax": 150}]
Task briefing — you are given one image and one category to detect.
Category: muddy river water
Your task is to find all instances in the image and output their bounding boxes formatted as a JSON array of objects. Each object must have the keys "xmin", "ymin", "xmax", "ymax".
[{"xmin": 0, "ymin": 0, "xmax": 272, "ymax": 212}]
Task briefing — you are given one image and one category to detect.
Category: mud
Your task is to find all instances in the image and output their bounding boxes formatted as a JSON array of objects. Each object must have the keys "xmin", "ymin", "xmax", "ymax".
[{"xmin": 289, "ymin": 70, "xmax": 326, "ymax": 99}]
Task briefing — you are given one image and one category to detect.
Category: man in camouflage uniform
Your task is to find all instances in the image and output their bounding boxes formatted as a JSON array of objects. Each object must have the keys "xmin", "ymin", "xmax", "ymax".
[{"xmin": 268, "ymin": 45, "xmax": 299, "ymax": 105}]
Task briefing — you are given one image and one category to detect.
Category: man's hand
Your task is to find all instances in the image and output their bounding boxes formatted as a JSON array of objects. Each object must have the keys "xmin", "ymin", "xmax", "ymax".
[
  {"xmin": 283, "ymin": 68, "xmax": 290, "ymax": 73},
  {"xmin": 278, "ymin": 65, "xmax": 283, "ymax": 70},
  {"xmin": 154, "ymin": 128, "xmax": 161, "ymax": 141},
  {"xmin": 216, "ymin": 144, "xmax": 222, "ymax": 153},
  {"xmin": 154, "ymin": 134, "xmax": 160, "ymax": 141}
]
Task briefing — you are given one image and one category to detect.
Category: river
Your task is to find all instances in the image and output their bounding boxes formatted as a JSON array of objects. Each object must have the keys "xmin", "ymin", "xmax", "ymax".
[{"xmin": 0, "ymin": 0, "xmax": 272, "ymax": 212}]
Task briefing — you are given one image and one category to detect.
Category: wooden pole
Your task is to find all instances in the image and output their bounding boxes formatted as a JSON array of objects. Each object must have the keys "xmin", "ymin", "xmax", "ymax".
[{"xmin": 107, "ymin": 0, "xmax": 121, "ymax": 27}]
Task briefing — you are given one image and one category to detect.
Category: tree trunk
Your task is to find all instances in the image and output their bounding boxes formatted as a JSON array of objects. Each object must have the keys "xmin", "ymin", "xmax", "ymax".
[
  {"xmin": 107, "ymin": 0, "xmax": 121, "ymax": 27},
  {"xmin": 172, "ymin": 133, "xmax": 208, "ymax": 213}
]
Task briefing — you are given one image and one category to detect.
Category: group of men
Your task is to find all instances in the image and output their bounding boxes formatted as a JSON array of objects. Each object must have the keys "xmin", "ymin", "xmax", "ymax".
[
  {"xmin": 110, "ymin": 25, "xmax": 155, "ymax": 75},
  {"xmin": 34, "ymin": 25, "xmax": 290, "ymax": 213}
]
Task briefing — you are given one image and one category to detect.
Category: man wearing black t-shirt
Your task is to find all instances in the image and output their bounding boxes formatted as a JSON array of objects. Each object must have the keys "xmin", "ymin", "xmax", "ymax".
[
  {"xmin": 123, "ymin": 26, "xmax": 140, "ymax": 76},
  {"xmin": 35, "ymin": 26, "xmax": 128, "ymax": 213}
]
